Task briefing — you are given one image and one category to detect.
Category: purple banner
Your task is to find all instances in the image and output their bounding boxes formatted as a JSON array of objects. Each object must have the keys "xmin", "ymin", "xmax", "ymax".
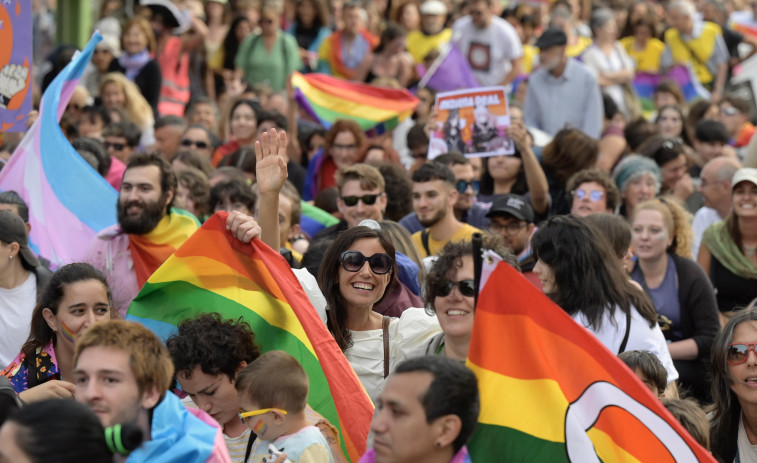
[{"xmin": 0, "ymin": 0, "xmax": 32, "ymax": 133}]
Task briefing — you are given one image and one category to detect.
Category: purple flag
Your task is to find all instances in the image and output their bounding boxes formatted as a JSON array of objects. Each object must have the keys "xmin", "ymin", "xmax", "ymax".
[{"xmin": 419, "ymin": 43, "xmax": 480, "ymax": 91}]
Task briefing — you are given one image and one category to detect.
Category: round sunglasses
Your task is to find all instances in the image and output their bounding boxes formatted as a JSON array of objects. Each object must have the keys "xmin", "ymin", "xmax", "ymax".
[
  {"xmin": 434, "ymin": 279, "xmax": 476, "ymax": 298},
  {"xmin": 339, "ymin": 251, "xmax": 393, "ymax": 275}
]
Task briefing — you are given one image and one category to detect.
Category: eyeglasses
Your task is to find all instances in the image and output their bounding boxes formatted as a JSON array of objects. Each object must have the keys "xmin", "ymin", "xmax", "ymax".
[
  {"xmin": 456, "ymin": 180, "xmax": 480, "ymax": 194},
  {"xmin": 104, "ymin": 142, "xmax": 126, "ymax": 151},
  {"xmin": 661, "ymin": 138, "xmax": 682, "ymax": 150},
  {"xmin": 239, "ymin": 408, "xmax": 287, "ymax": 423},
  {"xmin": 727, "ymin": 343, "xmax": 757, "ymax": 364},
  {"xmin": 332, "ymin": 143, "xmax": 358, "ymax": 152},
  {"xmin": 341, "ymin": 194, "xmax": 381, "ymax": 207},
  {"xmin": 340, "ymin": 250, "xmax": 393, "ymax": 275},
  {"xmin": 722, "ymin": 106, "xmax": 740, "ymax": 116},
  {"xmin": 572, "ymin": 189, "xmax": 604, "ymax": 202},
  {"xmin": 434, "ymin": 279, "xmax": 476, "ymax": 298},
  {"xmin": 181, "ymin": 139, "xmax": 209, "ymax": 149},
  {"xmin": 489, "ymin": 221, "xmax": 527, "ymax": 235}
]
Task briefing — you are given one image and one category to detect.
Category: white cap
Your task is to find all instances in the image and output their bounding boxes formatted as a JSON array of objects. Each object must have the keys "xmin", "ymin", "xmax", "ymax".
[
  {"xmin": 420, "ymin": 0, "xmax": 447, "ymax": 15},
  {"xmin": 732, "ymin": 167, "xmax": 757, "ymax": 190}
]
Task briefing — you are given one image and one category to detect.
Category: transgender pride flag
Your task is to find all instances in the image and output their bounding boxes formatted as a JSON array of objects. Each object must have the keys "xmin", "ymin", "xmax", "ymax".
[{"xmin": 0, "ymin": 33, "xmax": 117, "ymax": 267}]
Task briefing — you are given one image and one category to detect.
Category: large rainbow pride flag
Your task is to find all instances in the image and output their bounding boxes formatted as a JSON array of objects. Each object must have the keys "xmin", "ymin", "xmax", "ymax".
[
  {"xmin": 126, "ymin": 212, "xmax": 373, "ymax": 461},
  {"xmin": 731, "ymin": 11, "xmax": 757, "ymax": 39},
  {"xmin": 291, "ymin": 71, "xmax": 419, "ymax": 134},
  {"xmin": 0, "ymin": 33, "xmax": 118, "ymax": 267},
  {"xmin": 632, "ymin": 65, "xmax": 710, "ymax": 116},
  {"xmin": 467, "ymin": 257, "xmax": 715, "ymax": 462}
]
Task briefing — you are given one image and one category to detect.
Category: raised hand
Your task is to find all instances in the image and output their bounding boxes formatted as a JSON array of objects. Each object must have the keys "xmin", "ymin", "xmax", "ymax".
[
  {"xmin": 0, "ymin": 64, "xmax": 28, "ymax": 108},
  {"xmin": 255, "ymin": 128, "xmax": 289, "ymax": 196}
]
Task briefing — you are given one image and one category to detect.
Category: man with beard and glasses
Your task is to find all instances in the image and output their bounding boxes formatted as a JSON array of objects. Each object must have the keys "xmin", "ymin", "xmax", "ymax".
[
  {"xmin": 85, "ymin": 152, "xmax": 200, "ymax": 317},
  {"xmin": 411, "ymin": 163, "xmax": 481, "ymax": 259},
  {"xmin": 523, "ymin": 28, "xmax": 603, "ymax": 139}
]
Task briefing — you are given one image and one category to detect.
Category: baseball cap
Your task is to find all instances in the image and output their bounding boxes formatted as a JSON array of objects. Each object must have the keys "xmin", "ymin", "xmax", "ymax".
[
  {"xmin": 535, "ymin": 28, "xmax": 568, "ymax": 49},
  {"xmin": 732, "ymin": 167, "xmax": 757, "ymax": 190},
  {"xmin": 420, "ymin": 0, "xmax": 447, "ymax": 15},
  {"xmin": 0, "ymin": 210, "xmax": 39, "ymax": 268},
  {"xmin": 486, "ymin": 194, "xmax": 535, "ymax": 223}
]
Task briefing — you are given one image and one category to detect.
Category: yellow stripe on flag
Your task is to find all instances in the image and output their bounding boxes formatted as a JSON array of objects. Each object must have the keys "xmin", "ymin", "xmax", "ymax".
[
  {"xmin": 588, "ymin": 428, "xmax": 644, "ymax": 463},
  {"xmin": 468, "ymin": 363, "xmax": 568, "ymax": 443},
  {"xmin": 148, "ymin": 254, "xmax": 317, "ymax": 356}
]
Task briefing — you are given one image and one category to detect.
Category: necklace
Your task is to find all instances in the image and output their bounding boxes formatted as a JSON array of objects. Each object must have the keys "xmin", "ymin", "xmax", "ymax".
[{"xmin": 744, "ymin": 244, "xmax": 757, "ymax": 257}]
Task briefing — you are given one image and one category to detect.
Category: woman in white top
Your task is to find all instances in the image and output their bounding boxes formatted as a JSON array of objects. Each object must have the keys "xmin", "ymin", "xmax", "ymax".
[
  {"xmin": 317, "ymin": 226, "xmax": 439, "ymax": 399},
  {"xmin": 582, "ymin": 8, "xmax": 637, "ymax": 119},
  {"xmin": 530, "ymin": 215, "xmax": 678, "ymax": 384},
  {"xmin": 709, "ymin": 308, "xmax": 757, "ymax": 463}
]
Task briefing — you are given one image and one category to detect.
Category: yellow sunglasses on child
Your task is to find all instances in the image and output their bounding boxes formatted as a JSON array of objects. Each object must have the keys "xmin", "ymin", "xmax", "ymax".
[{"xmin": 239, "ymin": 408, "xmax": 287, "ymax": 421}]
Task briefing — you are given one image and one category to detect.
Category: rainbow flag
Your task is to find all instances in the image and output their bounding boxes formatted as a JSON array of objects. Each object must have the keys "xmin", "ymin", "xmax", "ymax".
[
  {"xmin": 300, "ymin": 201, "xmax": 339, "ymax": 238},
  {"xmin": 126, "ymin": 212, "xmax": 373, "ymax": 462},
  {"xmin": 633, "ymin": 65, "xmax": 710, "ymax": 116},
  {"xmin": 129, "ymin": 208, "xmax": 200, "ymax": 287},
  {"xmin": 0, "ymin": 33, "xmax": 118, "ymax": 267},
  {"xmin": 467, "ymin": 257, "xmax": 715, "ymax": 462},
  {"xmin": 291, "ymin": 71, "xmax": 419, "ymax": 134}
]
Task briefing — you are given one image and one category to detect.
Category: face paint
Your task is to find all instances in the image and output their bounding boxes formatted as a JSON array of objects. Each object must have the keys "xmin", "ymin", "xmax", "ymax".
[
  {"xmin": 253, "ymin": 419, "xmax": 267, "ymax": 437},
  {"xmin": 60, "ymin": 320, "xmax": 77, "ymax": 343}
]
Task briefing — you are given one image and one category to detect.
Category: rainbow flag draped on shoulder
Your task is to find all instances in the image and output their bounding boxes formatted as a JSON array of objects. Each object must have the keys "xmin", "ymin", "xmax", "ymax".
[
  {"xmin": 467, "ymin": 257, "xmax": 715, "ymax": 462},
  {"xmin": 291, "ymin": 71, "xmax": 419, "ymax": 134},
  {"xmin": 126, "ymin": 212, "xmax": 373, "ymax": 462},
  {"xmin": 0, "ymin": 33, "xmax": 117, "ymax": 266}
]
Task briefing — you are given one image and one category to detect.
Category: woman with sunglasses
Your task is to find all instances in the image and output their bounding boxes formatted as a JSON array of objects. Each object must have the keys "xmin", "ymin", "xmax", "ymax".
[
  {"xmin": 419, "ymin": 234, "xmax": 516, "ymax": 360},
  {"xmin": 709, "ymin": 308, "xmax": 757, "ymax": 462},
  {"xmin": 630, "ymin": 199, "xmax": 720, "ymax": 402},
  {"xmin": 180, "ymin": 124, "xmax": 215, "ymax": 160},
  {"xmin": 317, "ymin": 226, "xmax": 440, "ymax": 399},
  {"xmin": 531, "ymin": 215, "xmax": 678, "ymax": 384}
]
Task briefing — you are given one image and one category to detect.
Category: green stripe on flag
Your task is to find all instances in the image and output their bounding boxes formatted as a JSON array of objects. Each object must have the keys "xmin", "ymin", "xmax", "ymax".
[{"xmin": 468, "ymin": 423, "xmax": 570, "ymax": 462}]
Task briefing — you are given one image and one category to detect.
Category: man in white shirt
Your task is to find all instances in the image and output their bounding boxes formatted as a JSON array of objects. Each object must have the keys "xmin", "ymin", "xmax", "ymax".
[
  {"xmin": 692, "ymin": 157, "xmax": 741, "ymax": 259},
  {"xmin": 452, "ymin": 0, "xmax": 523, "ymax": 88}
]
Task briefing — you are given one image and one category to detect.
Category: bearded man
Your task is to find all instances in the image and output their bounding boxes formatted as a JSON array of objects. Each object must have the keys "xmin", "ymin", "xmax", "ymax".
[{"xmin": 85, "ymin": 152, "xmax": 199, "ymax": 317}]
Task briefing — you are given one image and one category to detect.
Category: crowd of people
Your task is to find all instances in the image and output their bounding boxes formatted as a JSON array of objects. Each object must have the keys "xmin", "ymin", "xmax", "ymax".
[{"xmin": 2, "ymin": 0, "xmax": 757, "ymax": 461}]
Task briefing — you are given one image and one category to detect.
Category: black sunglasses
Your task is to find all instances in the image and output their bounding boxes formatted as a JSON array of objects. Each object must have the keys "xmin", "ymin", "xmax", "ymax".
[
  {"xmin": 339, "ymin": 251, "xmax": 393, "ymax": 275},
  {"xmin": 435, "ymin": 279, "xmax": 476, "ymax": 298},
  {"xmin": 104, "ymin": 142, "xmax": 126, "ymax": 151},
  {"xmin": 456, "ymin": 180, "xmax": 480, "ymax": 194},
  {"xmin": 181, "ymin": 139, "xmax": 209, "ymax": 149},
  {"xmin": 341, "ymin": 194, "xmax": 381, "ymax": 207}
]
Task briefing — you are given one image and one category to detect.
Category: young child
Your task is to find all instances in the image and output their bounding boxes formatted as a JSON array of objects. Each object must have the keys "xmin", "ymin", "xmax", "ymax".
[
  {"xmin": 618, "ymin": 350, "xmax": 667, "ymax": 397},
  {"xmin": 236, "ymin": 351, "xmax": 334, "ymax": 463}
]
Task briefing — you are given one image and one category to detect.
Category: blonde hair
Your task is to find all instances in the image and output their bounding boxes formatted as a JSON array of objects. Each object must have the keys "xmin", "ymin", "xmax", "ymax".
[
  {"xmin": 634, "ymin": 198, "xmax": 693, "ymax": 259},
  {"xmin": 99, "ymin": 72, "xmax": 154, "ymax": 130}
]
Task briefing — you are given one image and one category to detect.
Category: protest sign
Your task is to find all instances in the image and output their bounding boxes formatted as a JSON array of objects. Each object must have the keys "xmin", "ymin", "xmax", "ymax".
[
  {"xmin": 0, "ymin": 0, "xmax": 32, "ymax": 133},
  {"xmin": 428, "ymin": 86, "xmax": 513, "ymax": 160}
]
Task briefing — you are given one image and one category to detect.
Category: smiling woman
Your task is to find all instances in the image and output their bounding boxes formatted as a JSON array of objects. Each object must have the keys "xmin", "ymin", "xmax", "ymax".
[
  {"xmin": 418, "ymin": 234, "xmax": 516, "ymax": 361},
  {"xmin": 317, "ymin": 226, "xmax": 440, "ymax": 399},
  {"xmin": 2, "ymin": 263, "xmax": 113, "ymax": 403}
]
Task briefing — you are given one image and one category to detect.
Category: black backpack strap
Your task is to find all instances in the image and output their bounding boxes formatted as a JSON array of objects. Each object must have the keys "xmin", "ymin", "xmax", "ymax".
[
  {"xmin": 421, "ymin": 229, "xmax": 431, "ymax": 257},
  {"xmin": 244, "ymin": 432, "xmax": 257, "ymax": 462},
  {"xmin": 618, "ymin": 309, "xmax": 632, "ymax": 354}
]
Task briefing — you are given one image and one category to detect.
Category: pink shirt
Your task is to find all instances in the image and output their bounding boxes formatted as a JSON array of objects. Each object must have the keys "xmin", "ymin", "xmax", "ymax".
[
  {"xmin": 105, "ymin": 157, "xmax": 126, "ymax": 191},
  {"xmin": 84, "ymin": 224, "xmax": 139, "ymax": 318}
]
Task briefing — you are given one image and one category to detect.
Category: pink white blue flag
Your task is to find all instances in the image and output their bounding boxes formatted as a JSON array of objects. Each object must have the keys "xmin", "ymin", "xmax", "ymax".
[{"xmin": 0, "ymin": 33, "xmax": 117, "ymax": 267}]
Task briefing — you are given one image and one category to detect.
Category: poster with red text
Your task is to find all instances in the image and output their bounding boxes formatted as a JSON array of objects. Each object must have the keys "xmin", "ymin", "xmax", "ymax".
[
  {"xmin": 0, "ymin": 0, "xmax": 32, "ymax": 133},
  {"xmin": 428, "ymin": 86, "xmax": 512, "ymax": 160}
]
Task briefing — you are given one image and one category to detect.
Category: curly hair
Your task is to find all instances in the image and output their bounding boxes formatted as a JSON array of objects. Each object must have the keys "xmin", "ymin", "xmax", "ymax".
[
  {"xmin": 633, "ymin": 198, "xmax": 693, "ymax": 259},
  {"xmin": 166, "ymin": 313, "xmax": 261, "ymax": 380},
  {"xmin": 565, "ymin": 168, "xmax": 620, "ymax": 212},
  {"xmin": 541, "ymin": 128, "xmax": 599, "ymax": 184},
  {"xmin": 424, "ymin": 233, "xmax": 517, "ymax": 313},
  {"xmin": 99, "ymin": 73, "xmax": 154, "ymax": 130}
]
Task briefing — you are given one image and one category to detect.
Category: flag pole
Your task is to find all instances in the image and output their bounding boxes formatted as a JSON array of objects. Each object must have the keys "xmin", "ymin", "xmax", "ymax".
[{"xmin": 472, "ymin": 232, "xmax": 483, "ymax": 310}]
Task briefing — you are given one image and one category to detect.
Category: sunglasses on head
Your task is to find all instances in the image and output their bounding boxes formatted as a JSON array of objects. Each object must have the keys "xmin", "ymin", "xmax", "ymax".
[
  {"xmin": 340, "ymin": 250, "xmax": 393, "ymax": 275},
  {"xmin": 181, "ymin": 139, "xmax": 209, "ymax": 149},
  {"xmin": 104, "ymin": 142, "xmax": 126, "ymax": 151},
  {"xmin": 341, "ymin": 194, "xmax": 381, "ymax": 207},
  {"xmin": 435, "ymin": 279, "xmax": 476, "ymax": 298},
  {"xmin": 572, "ymin": 189, "xmax": 604, "ymax": 202},
  {"xmin": 456, "ymin": 180, "xmax": 480, "ymax": 194},
  {"xmin": 661, "ymin": 138, "xmax": 682, "ymax": 150},
  {"xmin": 722, "ymin": 107, "xmax": 740, "ymax": 116},
  {"xmin": 727, "ymin": 343, "xmax": 757, "ymax": 364}
]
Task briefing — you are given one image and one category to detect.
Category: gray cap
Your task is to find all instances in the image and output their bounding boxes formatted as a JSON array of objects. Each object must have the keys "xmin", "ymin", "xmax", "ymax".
[{"xmin": 486, "ymin": 194, "xmax": 535, "ymax": 223}]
